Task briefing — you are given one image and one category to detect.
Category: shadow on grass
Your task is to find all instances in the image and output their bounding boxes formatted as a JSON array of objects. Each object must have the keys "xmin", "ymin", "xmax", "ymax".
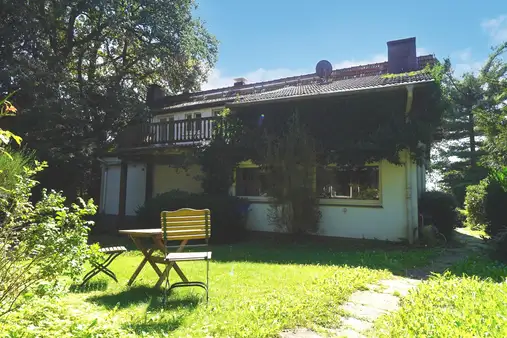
[
  {"xmin": 69, "ymin": 279, "xmax": 109, "ymax": 293},
  {"xmin": 87, "ymin": 285, "xmax": 201, "ymax": 311}
]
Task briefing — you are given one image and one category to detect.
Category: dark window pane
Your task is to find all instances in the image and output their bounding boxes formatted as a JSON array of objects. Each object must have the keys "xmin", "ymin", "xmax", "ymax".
[
  {"xmin": 317, "ymin": 166, "xmax": 379, "ymax": 200},
  {"xmin": 235, "ymin": 168, "xmax": 268, "ymax": 196}
]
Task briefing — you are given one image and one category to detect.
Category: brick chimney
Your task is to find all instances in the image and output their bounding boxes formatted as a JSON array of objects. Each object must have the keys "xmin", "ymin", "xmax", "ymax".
[
  {"xmin": 234, "ymin": 77, "xmax": 247, "ymax": 87},
  {"xmin": 387, "ymin": 37, "xmax": 418, "ymax": 74}
]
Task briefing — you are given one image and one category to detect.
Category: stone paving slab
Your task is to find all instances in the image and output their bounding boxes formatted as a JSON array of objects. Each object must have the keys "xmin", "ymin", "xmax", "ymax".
[
  {"xmin": 348, "ymin": 291, "xmax": 400, "ymax": 311},
  {"xmin": 279, "ymin": 328, "xmax": 322, "ymax": 338},
  {"xmin": 341, "ymin": 317, "xmax": 373, "ymax": 331},
  {"xmin": 341, "ymin": 302, "xmax": 387, "ymax": 322},
  {"xmin": 330, "ymin": 328, "xmax": 367, "ymax": 338}
]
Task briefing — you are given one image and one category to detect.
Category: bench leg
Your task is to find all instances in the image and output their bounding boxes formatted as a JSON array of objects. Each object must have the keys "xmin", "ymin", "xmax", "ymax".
[{"xmin": 80, "ymin": 252, "xmax": 123, "ymax": 287}]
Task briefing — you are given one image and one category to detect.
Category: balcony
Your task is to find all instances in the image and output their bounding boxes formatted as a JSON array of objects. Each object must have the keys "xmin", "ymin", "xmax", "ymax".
[{"xmin": 118, "ymin": 116, "xmax": 219, "ymax": 148}]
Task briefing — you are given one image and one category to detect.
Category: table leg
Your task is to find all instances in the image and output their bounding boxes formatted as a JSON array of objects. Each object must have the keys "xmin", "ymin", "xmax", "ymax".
[
  {"xmin": 155, "ymin": 239, "xmax": 189, "ymax": 289},
  {"xmin": 127, "ymin": 236, "xmax": 163, "ymax": 286}
]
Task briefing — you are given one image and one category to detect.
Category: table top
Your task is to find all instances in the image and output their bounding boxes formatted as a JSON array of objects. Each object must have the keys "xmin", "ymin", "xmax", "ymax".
[{"xmin": 119, "ymin": 229, "xmax": 162, "ymax": 236}]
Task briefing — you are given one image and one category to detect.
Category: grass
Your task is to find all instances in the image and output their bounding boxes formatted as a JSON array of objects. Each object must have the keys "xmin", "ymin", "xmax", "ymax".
[
  {"xmin": 373, "ymin": 254, "xmax": 507, "ymax": 337},
  {"xmin": 0, "ymin": 240, "xmax": 439, "ymax": 338}
]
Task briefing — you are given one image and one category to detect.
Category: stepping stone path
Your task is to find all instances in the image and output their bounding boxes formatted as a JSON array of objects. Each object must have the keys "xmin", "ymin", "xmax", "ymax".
[{"xmin": 279, "ymin": 229, "xmax": 487, "ymax": 338}]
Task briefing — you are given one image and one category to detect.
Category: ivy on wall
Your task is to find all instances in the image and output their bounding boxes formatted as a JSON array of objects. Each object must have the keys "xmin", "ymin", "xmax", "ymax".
[{"xmin": 197, "ymin": 76, "xmax": 444, "ymax": 233}]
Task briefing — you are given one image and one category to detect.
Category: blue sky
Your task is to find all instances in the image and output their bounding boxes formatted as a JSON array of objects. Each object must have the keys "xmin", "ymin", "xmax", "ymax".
[{"xmin": 195, "ymin": 0, "xmax": 507, "ymax": 90}]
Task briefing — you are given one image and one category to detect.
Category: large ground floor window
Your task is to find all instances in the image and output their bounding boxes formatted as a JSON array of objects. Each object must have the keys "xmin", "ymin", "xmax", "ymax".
[
  {"xmin": 316, "ymin": 165, "xmax": 380, "ymax": 200},
  {"xmin": 235, "ymin": 167, "xmax": 269, "ymax": 196},
  {"xmin": 234, "ymin": 164, "xmax": 381, "ymax": 201}
]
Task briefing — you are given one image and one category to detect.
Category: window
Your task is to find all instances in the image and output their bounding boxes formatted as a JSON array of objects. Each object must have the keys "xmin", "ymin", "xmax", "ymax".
[
  {"xmin": 235, "ymin": 167, "xmax": 269, "ymax": 197},
  {"xmin": 316, "ymin": 166, "xmax": 380, "ymax": 200},
  {"xmin": 212, "ymin": 108, "xmax": 223, "ymax": 117}
]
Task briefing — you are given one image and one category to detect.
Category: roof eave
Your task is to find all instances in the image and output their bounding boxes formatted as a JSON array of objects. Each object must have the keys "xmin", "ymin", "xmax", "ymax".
[{"xmin": 226, "ymin": 79, "xmax": 435, "ymax": 108}]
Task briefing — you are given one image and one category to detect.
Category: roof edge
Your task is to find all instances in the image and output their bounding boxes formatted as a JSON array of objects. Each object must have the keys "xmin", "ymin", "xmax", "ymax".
[{"xmin": 227, "ymin": 79, "xmax": 435, "ymax": 108}]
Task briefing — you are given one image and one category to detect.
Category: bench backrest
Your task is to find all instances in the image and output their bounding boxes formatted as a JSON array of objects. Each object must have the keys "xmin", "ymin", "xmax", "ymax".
[{"xmin": 161, "ymin": 208, "xmax": 211, "ymax": 246}]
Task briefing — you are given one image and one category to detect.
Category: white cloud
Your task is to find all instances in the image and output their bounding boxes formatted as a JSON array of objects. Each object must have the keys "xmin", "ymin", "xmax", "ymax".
[
  {"xmin": 481, "ymin": 15, "xmax": 507, "ymax": 44},
  {"xmin": 450, "ymin": 48, "xmax": 483, "ymax": 77}
]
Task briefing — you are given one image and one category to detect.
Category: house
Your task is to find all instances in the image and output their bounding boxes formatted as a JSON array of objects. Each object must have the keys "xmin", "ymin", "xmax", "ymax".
[{"xmin": 99, "ymin": 37, "xmax": 441, "ymax": 243}]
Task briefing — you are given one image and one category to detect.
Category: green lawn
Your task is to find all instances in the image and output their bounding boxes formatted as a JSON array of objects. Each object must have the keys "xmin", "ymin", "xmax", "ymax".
[
  {"xmin": 1, "ymin": 241, "xmax": 439, "ymax": 338},
  {"xmin": 373, "ymin": 254, "xmax": 507, "ymax": 337}
]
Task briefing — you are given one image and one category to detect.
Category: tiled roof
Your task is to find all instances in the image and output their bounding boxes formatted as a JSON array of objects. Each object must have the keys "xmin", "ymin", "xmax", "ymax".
[{"xmin": 157, "ymin": 55, "xmax": 436, "ymax": 113}]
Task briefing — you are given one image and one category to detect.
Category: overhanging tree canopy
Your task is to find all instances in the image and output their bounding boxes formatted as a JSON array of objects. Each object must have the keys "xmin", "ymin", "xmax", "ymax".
[{"xmin": 0, "ymin": 0, "xmax": 218, "ymax": 200}]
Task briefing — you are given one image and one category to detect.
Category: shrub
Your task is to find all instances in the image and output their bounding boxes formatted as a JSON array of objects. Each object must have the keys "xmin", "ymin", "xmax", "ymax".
[
  {"xmin": 484, "ymin": 178, "xmax": 507, "ymax": 237},
  {"xmin": 0, "ymin": 160, "xmax": 96, "ymax": 316},
  {"xmin": 0, "ymin": 149, "xmax": 36, "ymax": 191},
  {"xmin": 464, "ymin": 180, "xmax": 488, "ymax": 231},
  {"xmin": 136, "ymin": 190, "xmax": 250, "ymax": 244},
  {"xmin": 489, "ymin": 227, "xmax": 507, "ymax": 263},
  {"xmin": 419, "ymin": 191, "xmax": 458, "ymax": 240}
]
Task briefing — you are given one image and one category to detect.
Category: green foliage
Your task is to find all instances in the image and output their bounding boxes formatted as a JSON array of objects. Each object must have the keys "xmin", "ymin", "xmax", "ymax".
[
  {"xmin": 464, "ymin": 171, "xmax": 507, "ymax": 237},
  {"xmin": 489, "ymin": 227, "xmax": 507, "ymax": 263},
  {"xmin": 0, "ymin": 149, "xmax": 36, "ymax": 192},
  {"xmin": 263, "ymin": 113, "xmax": 321, "ymax": 234},
  {"xmin": 431, "ymin": 60, "xmax": 487, "ymax": 204},
  {"xmin": 0, "ymin": 94, "xmax": 22, "ymax": 159},
  {"xmin": 233, "ymin": 83, "xmax": 442, "ymax": 168},
  {"xmin": 1, "ymin": 0, "xmax": 218, "ymax": 201},
  {"xmin": 136, "ymin": 190, "xmax": 250, "ymax": 244},
  {"xmin": 483, "ymin": 175, "xmax": 507, "ymax": 237},
  {"xmin": 0, "ymin": 160, "xmax": 97, "ymax": 316},
  {"xmin": 419, "ymin": 191, "xmax": 458, "ymax": 240},
  {"xmin": 464, "ymin": 179, "xmax": 488, "ymax": 231},
  {"xmin": 477, "ymin": 42, "xmax": 507, "ymax": 170},
  {"xmin": 375, "ymin": 270, "xmax": 507, "ymax": 337},
  {"xmin": 197, "ymin": 108, "xmax": 247, "ymax": 195}
]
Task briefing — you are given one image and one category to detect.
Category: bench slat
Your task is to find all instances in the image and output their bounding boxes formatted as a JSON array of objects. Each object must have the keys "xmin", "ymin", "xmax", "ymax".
[{"xmin": 99, "ymin": 246, "xmax": 127, "ymax": 253}]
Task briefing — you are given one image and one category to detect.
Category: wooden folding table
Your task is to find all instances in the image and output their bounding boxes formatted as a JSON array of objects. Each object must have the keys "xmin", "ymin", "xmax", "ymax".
[{"xmin": 118, "ymin": 229, "xmax": 189, "ymax": 289}]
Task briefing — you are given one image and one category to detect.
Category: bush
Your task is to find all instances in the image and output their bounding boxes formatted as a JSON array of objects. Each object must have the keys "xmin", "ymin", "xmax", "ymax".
[
  {"xmin": 419, "ymin": 191, "xmax": 458, "ymax": 240},
  {"xmin": 464, "ymin": 180, "xmax": 488, "ymax": 231},
  {"xmin": 489, "ymin": 227, "xmax": 507, "ymax": 263},
  {"xmin": 0, "ymin": 148, "xmax": 36, "ymax": 191},
  {"xmin": 0, "ymin": 160, "xmax": 96, "ymax": 316},
  {"xmin": 136, "ymin": 190, "xmax": 250, "ymax": 244},
  {"xmin": 484, "ymin": 178, "xmax": 507, "ymax": 237},
  {"xmin": 464, "ymin": 174, "xmax": 507, "ymax": 237}
]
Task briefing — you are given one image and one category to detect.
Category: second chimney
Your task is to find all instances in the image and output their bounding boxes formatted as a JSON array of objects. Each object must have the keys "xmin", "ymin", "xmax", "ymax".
[
  {"xmin": 387, "ymin": 37, "xmax": 418, "ymax": 74},
  {"xmin": 234, "ymin": 77, "xmax": 247, "ymax": 87}
]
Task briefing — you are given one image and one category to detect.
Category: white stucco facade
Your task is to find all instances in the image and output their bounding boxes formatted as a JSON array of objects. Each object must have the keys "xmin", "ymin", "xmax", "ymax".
[
  {"xmin": 152, "ymin": 164, "xmax": 203, "ymax": 197},
  {"xmin": 99, "ymin": 150, "xmax": 424, "ymax": 242},
  {"xmin": 244, "ymin": 157, "xmax": 422, "ymax": 241}
]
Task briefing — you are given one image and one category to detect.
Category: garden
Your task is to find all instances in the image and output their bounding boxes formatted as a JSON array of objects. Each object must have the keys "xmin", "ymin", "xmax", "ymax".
[{"xmin": 2, "ymin": 2, "xmax": 507, "ymax": 337}]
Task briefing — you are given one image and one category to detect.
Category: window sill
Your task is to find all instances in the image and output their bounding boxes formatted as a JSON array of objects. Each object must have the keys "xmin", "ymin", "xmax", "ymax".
[
  {"xmin": 237, "ymin": 196, "xmax": 272, "ymax": 203},
  {"xmin": 236, "ymin": 196, "xmax": 382, "ymax": 208},
  {"xmin": 318, "ymin": 198, "xmax": 382, "ymax": 207}
]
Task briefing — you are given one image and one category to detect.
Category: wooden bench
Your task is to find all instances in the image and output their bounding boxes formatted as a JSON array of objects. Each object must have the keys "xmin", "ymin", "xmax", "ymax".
[
  {"xmin": 80, "ymin": 246, "xmax": 127, "ymax": 287},
  {"xmin": 161, "ymin": 208, "xmax": 212, "ymax": 303}
]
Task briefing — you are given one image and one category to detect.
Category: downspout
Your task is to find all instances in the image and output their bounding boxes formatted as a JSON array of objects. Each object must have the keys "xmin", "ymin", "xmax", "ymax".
[
  {"xmin": 405, "ymin": 85, "xmax": 415, "ymax": 244},
  {"xmin": 97, "ymin": 158, "xmax": 108, "ymax": 214}
]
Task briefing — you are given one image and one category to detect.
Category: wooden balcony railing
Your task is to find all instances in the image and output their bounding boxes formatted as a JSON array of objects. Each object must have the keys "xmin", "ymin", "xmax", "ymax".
[{"xmin": 118, "ymin": 116, "xmax": 220, "ymax": 148}]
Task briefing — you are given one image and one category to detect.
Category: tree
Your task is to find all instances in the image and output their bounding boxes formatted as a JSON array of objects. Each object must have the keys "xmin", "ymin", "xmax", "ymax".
[
  {"xmin": 431, "ymin": 61, "xmax": 488, "ymax": 204},
  {"xmin": 477, "ymin": 42, "xmax": 507, "ymax": 170},
  {"xmin": 0, "ymin": 0, "xmax": 218, "ymax": 201}
]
